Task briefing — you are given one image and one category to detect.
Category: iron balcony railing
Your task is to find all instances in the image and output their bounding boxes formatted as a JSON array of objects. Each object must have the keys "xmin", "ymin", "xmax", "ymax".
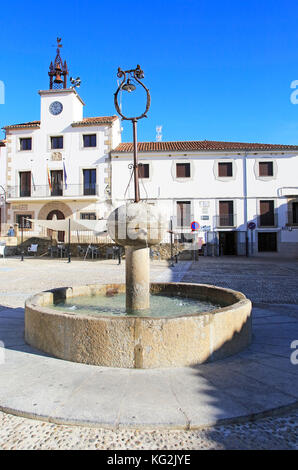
[
  {"xmin": 171, "ymin": 215, "xmax": 195, "ymax": 230},
  {"xmin": 257, "ymin": 213, "xmax": 278, "ymax": 228},
  {"xmin": 215, "ymin": 214, "xmax": 237, "ymax": 228},
  {"xmin": 6, "ymin": 184, "xmax": 100, "ymax": 199}
]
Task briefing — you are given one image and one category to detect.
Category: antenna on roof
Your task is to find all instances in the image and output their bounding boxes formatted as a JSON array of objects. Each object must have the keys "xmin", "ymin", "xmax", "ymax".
[{"xmin": 156, "ymin": 125, "xmax": 162, "ymax": 142}]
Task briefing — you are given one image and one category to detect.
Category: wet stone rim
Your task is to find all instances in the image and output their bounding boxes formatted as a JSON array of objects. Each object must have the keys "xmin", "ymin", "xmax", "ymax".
[{"xmin": 25, "ymin": 283, "xmax": 252, "ymax": 369}]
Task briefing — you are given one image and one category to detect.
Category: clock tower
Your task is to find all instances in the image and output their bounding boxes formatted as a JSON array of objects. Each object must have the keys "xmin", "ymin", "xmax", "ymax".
[{"xmin": 39, "ymin": 38, "xmax": 84, "ymax": 131}]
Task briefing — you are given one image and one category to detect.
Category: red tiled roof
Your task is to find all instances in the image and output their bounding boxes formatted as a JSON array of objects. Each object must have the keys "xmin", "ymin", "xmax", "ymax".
[
  {"xmin": 72, "ymin": 116, "xmax": 118, "ymax": 127},
  {"xmin": 3, "ymin": 116, "xmax": 118, "ymax": 130},
  {"xmin": 113, "ymin": 140, "xmax": 298, "ymax": 153},
  {"xmin": 3, "ymin": 120, "xmax": 41, "ymax": 130}
]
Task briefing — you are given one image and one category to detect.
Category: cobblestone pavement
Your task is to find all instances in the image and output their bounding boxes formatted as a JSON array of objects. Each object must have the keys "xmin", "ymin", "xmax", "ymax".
[
  {"xmin": 0, "ymin": 256, "xmax": 297, "ymax": 450},
  {"xmin": 0, "ymin": 409, "xmax": 297, "ymax": 450},
  {"xmin": 182, "ymin": 256, "xmax": 298, "ymax": 304}
]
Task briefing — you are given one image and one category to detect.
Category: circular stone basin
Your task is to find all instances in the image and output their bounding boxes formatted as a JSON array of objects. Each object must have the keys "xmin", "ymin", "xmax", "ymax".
[{"xmin": 25, "ymin": 283, "xmax": 252, "ymax": 369}]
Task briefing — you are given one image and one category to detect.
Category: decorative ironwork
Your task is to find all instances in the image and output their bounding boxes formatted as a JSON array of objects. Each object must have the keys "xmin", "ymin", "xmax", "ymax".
[
  {"xmin": 49, "ymin": 38, "xmax": 68, "ymax": 90},
  {"xmin": 114, "ymin": 65, "xmax": 151, "ymax": 203}
]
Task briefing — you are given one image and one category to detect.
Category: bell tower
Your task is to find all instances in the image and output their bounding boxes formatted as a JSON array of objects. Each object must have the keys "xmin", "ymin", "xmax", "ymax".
[{"xmin": 48, "ymin": 37, "xmax": 68, "ymax": 89}]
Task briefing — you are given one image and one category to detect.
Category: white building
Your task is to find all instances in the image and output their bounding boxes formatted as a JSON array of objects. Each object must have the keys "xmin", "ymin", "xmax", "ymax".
[
  {"xmin": 1, "ymin": 42, "xmax": 121, "ymax": 242},
  {"xmin": 110, "ymin": 141, "xmax": 298, "ymax": 257},
  {"xmin": 1, "ymin": 41, "xmax": 298, "ymax": 256}
]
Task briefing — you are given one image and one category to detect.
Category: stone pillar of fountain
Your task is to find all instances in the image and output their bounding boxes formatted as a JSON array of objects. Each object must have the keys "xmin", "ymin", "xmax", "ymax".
[
  {"xmin": 107, "ymin": 202, "xmax": 166, "ymax": 312},
  {"xmin": 125, "ymin": 245, "xmax": 150, "ymax": 311}
]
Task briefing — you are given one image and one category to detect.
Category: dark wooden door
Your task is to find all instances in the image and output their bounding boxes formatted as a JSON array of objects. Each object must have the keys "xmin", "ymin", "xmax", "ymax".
[
  {"xmin": 20, "ymin": 172, "xmax": 31, "ymax": 197},
  {"xmin": 51, "ymin": 170, "xmax": 63, "ymax": 196},
  {"xmin": 258, "ymin": 232, "xmax": 277, "ymax": 252},
  {"xmin": 292, "ymin": 202, "xmax": 298, "ymax": 224},
  {"xmin": 218, "ymin": 231, "xmax": 237, "ymax": 255},
  {"xmin": 176, "ymin": 201, "xmax": 191, "ymax": 227},
  {"xmin": 259, "ymin": 200, "xmax": 274, "ymax": 226},
  {"xmin": 219, "ymin": 201, "xmax": 234, "ymax": 226}
]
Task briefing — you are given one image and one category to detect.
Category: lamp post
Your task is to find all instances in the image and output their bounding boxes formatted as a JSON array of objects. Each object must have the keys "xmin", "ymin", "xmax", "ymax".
[
  {"xmin": 0, "ymin": 185, "xmax": 6, "ymax": 235},
  {"xmin": 114, "ymin": 65, "xmax": 151, "ymax": 203},
  {"xmin": 21, "ymin": 216, "xmax": 24, "ymax": 262}
]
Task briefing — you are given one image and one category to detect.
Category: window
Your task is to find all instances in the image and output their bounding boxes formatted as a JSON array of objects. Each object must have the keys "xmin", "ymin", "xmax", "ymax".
[
  {"xmin": 259, "ymin": 162, "xmax": 273, "ymax": 177},
  {"xmin": 80, "ymin": 213, "xmax": 96, "ymax": 220},
  {"xmin": 51, "ymin": 136, "xmax": 63, "ymax": 149},
  {"xmin": 16, "ymin": 214, "xmax": 32, "ymax": 229},
  {"xmin": 219, "ymin": 201, "xmax": 234, "ymax": 227},
  {"xmin": 83, "ymin": 134, "xmax": 97, "ymax": 148},
  {"xmin": 51, "ymin": 170, "xmax": 63, "ymax": 196},
  {"xmin": 83, "ymin": 169, "xmax": 96, "ymax": 195},
  {"xmin": 176, "ymin": 163, "xmax": 190, "ymax": 178},
  {"xmin": 292, "ymin": 202, "xmax": 298, "ymax": 225},
  {"xmin": 20, "ymin": 138, "xmax": 32, "ymax": 151},
  {"xmin": 19, "ymin": 172, "xmax": 31, "ymax": 197},
  {"xmin": 138, "ymin": 163, "xmax": 149, "ymax": 178},
  {"xmin": 259, "ymin": 200, "xmax": 275, "ymax": 226},
  {"xmin": 218, "ymin": 162, "xmax": 233, "ymax": 177}
]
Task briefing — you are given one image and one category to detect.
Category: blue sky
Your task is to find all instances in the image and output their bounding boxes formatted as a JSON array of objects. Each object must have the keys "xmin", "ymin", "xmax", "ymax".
[{"xmin": 1, "ymin": 0, "xmax": 298, "ymax": 144}]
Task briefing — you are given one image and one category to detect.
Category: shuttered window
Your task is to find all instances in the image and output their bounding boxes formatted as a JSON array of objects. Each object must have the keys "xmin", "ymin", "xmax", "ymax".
[
  {"xmin": 83, "ymin": 134, "xmax": 96, "ymax": 148},
  {"xmin": 51, "ymin": 136, "xmax": 63, "ymax": 149},
  {"xmin": 259, "ymin": 200, "xmax": 275, "ymax": 226},
  {"xmin": 20, "ymin": 138, "xmax": 32, "ymax": 151},
  {"xmin": 259, "ymin": 162, "xmax": 273, "ymax": 177},
  {"xmin": 219, "ymin": 201, "xmax": 234, "ymax": 226},
  {"xmin": 138, "ymin": 164, "xmax": 149, "ymax": 178},
  {"xmin": 19, "ymin": 171, "xmax": 31, "ymax": 197},
  {"xmin": 176, "ymin": 201, "xmax": 191, "ymax": 227},
  {"xmin": 218, "ymin": 162, "xmax": 233, "ymax": 177},
  {"xmin": 176, "ymin": 163, "xmax": 190, "ymax": 178}
]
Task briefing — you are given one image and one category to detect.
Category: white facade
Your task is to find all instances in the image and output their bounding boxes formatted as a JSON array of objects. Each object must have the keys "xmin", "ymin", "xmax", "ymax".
[
  {"xmin": 2, "ymin": 87, "xmax": 121, "ymax": 240},
  {"xmin": 110, "ymin": 146, "xmax": 298, "ymax": 256}
]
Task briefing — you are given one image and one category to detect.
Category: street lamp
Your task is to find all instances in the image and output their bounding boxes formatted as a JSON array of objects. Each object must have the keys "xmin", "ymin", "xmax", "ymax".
[{"xmin": 114, "ymin": 65, "xmax": 151, "ymax": 203}]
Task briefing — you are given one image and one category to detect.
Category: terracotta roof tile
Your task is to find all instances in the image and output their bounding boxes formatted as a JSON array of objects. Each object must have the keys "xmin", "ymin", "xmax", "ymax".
[
  {"xmin": 3, "ymin": 116, "xmax": 118, "ymax": 130},
  {"xmin": 3, "ymin": 120, "xmax": 41, "ymax": 129},
  {"xmin": 72, "ymin": 116, "xmax": 118, "ymax": 127},
  {"xmin": 112, "ymin": 140, "xmax": 298, "ymax": 153}
]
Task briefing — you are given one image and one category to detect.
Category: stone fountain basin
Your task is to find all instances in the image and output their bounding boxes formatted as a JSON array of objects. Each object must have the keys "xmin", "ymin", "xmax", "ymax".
[{"xmin": 25, "ymin": 283, "xmax": 252, "ymax": 369}]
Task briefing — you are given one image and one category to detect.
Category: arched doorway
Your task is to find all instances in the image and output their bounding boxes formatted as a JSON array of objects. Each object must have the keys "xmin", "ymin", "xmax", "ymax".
[{"xmin": 47, "ymin": 209, "xmax": 65, "ymax": 242}]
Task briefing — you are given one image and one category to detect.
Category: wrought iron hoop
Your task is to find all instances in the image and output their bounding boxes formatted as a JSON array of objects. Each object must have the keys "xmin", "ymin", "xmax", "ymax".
[{"xmin": 114, "ymin": 65, "xmax": 151, "ymax": 121}]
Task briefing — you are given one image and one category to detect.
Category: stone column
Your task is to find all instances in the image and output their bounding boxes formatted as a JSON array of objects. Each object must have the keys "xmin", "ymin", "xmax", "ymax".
[{"xmin": 125, "ymin": 245, "xmax": 150, "ymax": 312}]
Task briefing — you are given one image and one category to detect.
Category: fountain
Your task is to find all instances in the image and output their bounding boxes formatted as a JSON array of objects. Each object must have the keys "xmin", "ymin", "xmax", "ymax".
[{"xmin": 25, "ymin": 66, "xmax": 252, "ymax": 368}]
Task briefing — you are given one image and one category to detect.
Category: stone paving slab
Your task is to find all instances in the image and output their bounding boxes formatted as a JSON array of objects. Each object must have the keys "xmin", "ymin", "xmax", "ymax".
[
  {"xmin": 0, "ymin": 258, "xmax": 297, "ymax": 448},
  {"xmin": 0, "ymin": 304, "xmax": 297, "ymax": 429}
]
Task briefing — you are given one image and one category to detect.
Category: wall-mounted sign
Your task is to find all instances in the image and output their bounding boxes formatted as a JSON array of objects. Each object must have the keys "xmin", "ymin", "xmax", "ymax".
[
  {"xmin": 12, "ymin": 204, "xmax": 28, "ymax": 211},
  {"xmin": 247, "ymin": 221, "xmax": 256, "ymax": 230},
  {"xmin": 191, "ymin": 221, "xmax": 200, "ymax": 231}
]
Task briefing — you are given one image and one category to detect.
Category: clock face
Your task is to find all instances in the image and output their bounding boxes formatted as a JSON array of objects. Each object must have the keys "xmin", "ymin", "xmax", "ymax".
[{"xmin": 49, "ymin": 101, "xmax": 63, "ymax": 115}]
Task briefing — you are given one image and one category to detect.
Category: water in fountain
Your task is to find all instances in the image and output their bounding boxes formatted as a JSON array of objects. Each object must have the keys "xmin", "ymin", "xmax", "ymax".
[{"xmin": 52, "ymin": 292, "xmax": 221, "ymax": 318}]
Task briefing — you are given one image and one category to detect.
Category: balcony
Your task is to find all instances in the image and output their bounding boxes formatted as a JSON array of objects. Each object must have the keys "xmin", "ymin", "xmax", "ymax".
[
  {"xmin": 257, "ymin": 213, "xmax": 278, "ymax": 228},
  {"xmin": 172, "ymin": 215, "xmax": 194, "ymax": 230},
  {"xmin": 6, "ymin": 184, "xmax": 100, "ymax": 200},
  {"xmin": 215, "ymin": 214, "xmax": 237, "ymax": 228}
]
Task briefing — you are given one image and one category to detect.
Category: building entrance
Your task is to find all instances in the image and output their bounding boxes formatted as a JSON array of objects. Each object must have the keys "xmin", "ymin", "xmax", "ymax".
[
  {"xmin": 218, "ymin": 231, "xmax": 237, "ymax": 255},
  {"xmin": 47, "ymin": 209, "xmax": 65, "ymax": 242}
]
